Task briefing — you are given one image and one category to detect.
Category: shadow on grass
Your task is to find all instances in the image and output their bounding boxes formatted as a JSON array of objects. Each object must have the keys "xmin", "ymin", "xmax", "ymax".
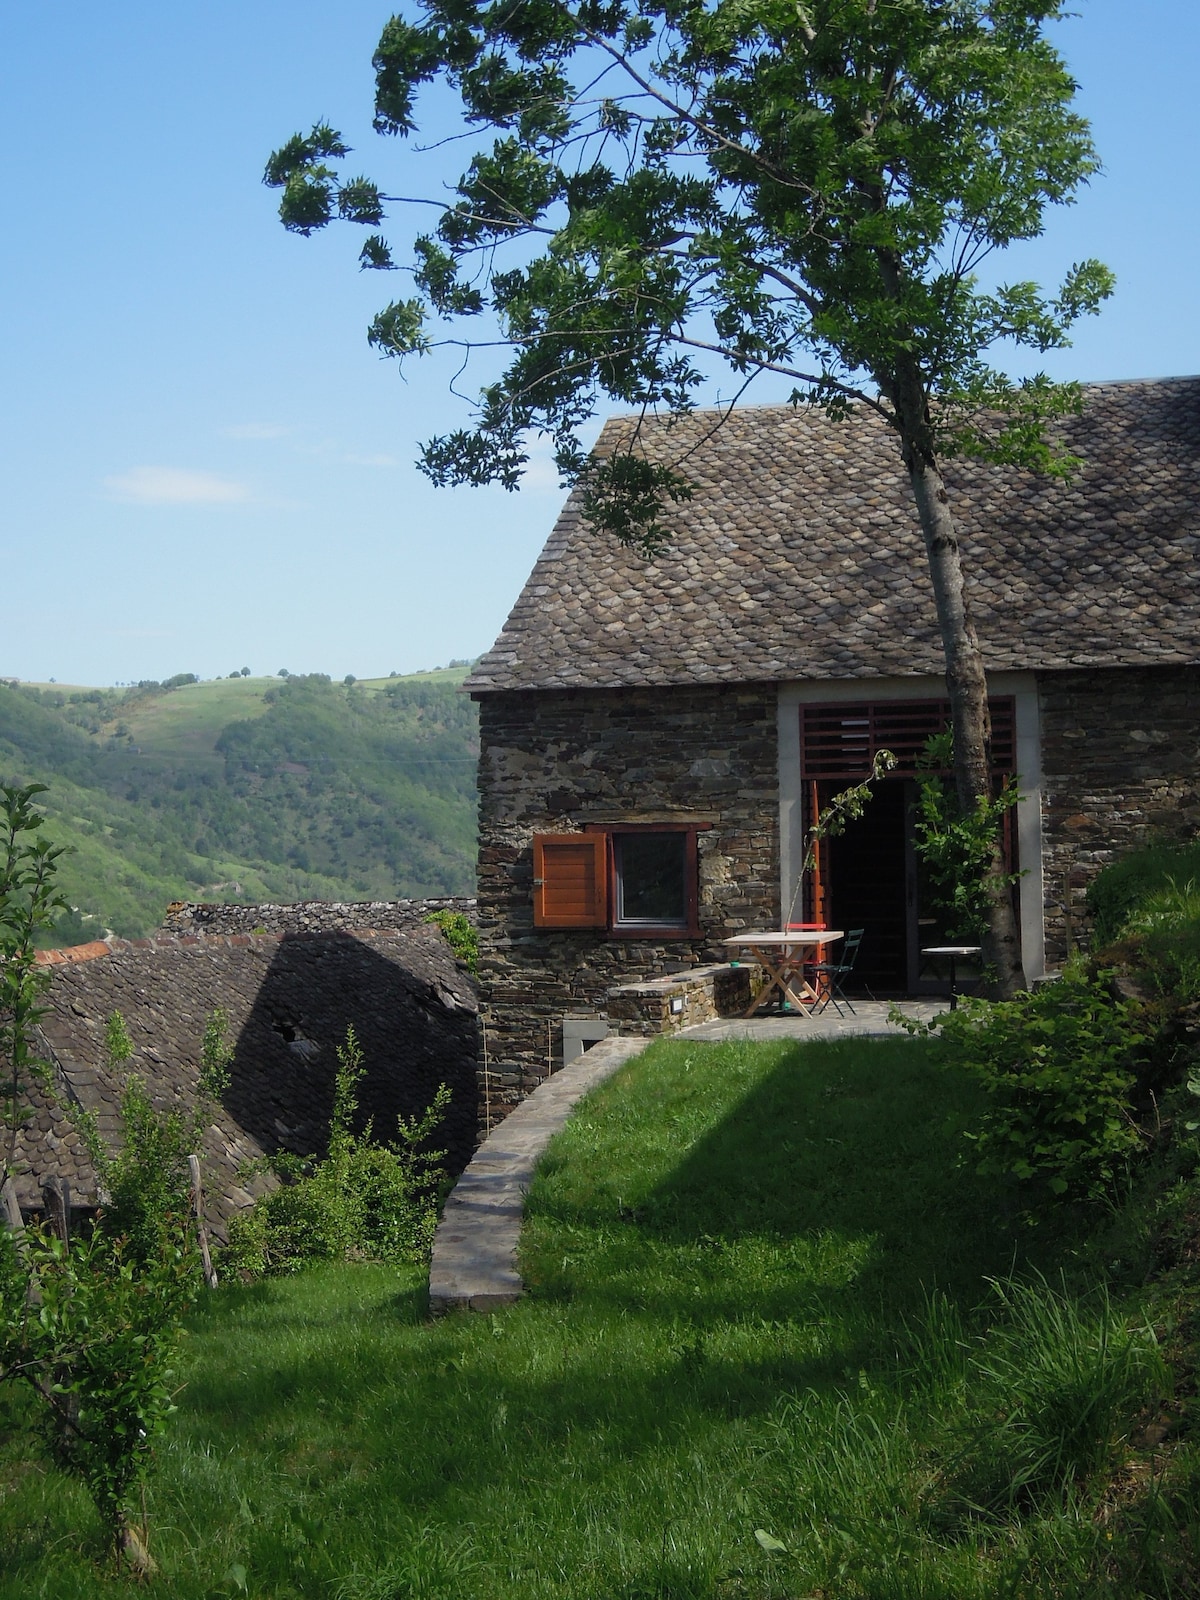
[
  {"xmin": 161, "ymin": 1040, "xmax": 1081, "ymax": 1533},
  {"xmin": 522, "ymin": 1037, "xmax": 1066, "ymax": 1366}
]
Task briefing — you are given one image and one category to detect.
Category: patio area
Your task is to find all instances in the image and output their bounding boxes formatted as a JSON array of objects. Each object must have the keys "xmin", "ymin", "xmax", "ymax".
[{"xmin": 684, "ymin": 997, "xmax": 948, "ymax": 1042}]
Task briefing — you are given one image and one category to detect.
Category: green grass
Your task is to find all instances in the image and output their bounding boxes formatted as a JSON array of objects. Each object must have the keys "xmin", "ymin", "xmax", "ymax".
[
  {"xmin": 0, "ymin": 1035, "xmax": 1191, "ymax": 1597},
  {"xmin": 117, "ymin": 679, "xmax": 277, "ymax": 769}
]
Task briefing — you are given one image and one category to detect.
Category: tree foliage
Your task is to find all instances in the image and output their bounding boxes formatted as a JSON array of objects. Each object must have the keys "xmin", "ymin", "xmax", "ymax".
[
  {"xmin": 0, "ymin": 674, "xmax": 479, "ymax": 937},
  {"xmin": 912, "ymin": 729, "xmax": 1021, "ymax": 942},
  {"xmin": 1, "ymin": 783, "xmax": 69, "ymax": 1181},
  {"xmin": 266, "ymin": 0, "xmax": 1110, "ymax": 539}
]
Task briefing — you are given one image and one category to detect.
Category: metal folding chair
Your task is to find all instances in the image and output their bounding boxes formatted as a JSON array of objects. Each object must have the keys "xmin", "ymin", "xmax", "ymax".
[{"xmin": 810, "ymin": 928, "xmax": 865, "ymax": 1016}]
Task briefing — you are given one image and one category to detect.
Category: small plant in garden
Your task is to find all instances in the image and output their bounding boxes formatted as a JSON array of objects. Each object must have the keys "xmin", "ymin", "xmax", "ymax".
[
  {"xmin": 226, "ymin": 1026, "xmax": 450, "ymax": 1277},
  {"xmin": 1, "ymin": 782, "xmax": 70, "ymax": 1183},
  {"xmin": 1086, "ymin": 839, "xmax": 1200, "ymax": 947},
  {"xmin": 912, "ymin": 730, "xmax": 1022, "ymax": 943},
  {"xmin": 907, "ymin": 960, "xmax": 1149, "ymax": 1204},
  {"xmin": 0, "ymin": 1223, "xmax": 197, "ymax": 1571},
  {"xmin": 79, "ymin": 1007, "xmax": 233, "ymax": 1269},
  {"xmin": 933, "ymin": 1275, "xmax": 1165, "ymax": 1518},
  {"xmin": 0, "ymin": 1001, "xmax": 237, "ymax": 1568},
  {"xmin": 425, "ymin": 908, "xmax": 478, "ymax": 974},
  {"xmin": 1122, "ymin": 877, "xmax": 1200, "ymax": 1006},
  {"xmin": 784, "ymin": 749, "xmax": 897, "ymax": 927}
]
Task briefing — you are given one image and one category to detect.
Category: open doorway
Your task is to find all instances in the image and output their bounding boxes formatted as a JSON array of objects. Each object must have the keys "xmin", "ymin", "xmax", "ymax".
[{"xmin": 800, "ymin": 698, "xmax": 1018, "ymax": 998}]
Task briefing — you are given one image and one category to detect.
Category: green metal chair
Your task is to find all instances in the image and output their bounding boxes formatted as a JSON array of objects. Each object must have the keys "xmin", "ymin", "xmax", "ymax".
[{"xmin": 810, "ymin": 928, "xmax": 865, "ymax": 1016}]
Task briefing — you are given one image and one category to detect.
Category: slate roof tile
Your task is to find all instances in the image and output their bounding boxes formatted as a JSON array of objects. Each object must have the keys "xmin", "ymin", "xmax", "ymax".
[
  {"xmin": 466, "ymin": 379, "xmax": 1200, "ymax": 693},
  {"xmin": 12, "ymin": 928, "xmax": 479, "ymax": 1239}
]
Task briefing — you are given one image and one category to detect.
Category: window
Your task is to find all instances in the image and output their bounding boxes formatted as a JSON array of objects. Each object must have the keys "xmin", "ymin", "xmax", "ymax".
[
  {"xmin": 532, "ymin": 824, "xmax": 703, "ymax": 936},
  {"xmin": 612, "ymin": 831, "xmax": 688, "ymax": 929}
]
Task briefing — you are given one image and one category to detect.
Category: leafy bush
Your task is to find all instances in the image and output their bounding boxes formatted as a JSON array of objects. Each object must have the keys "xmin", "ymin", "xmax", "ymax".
[
  {"xmin": 934, "ymin": 1275, "xmax": 1165, "ymax": 1517},
  {"xmin": 80, "ymin": 1008, "xmax": 232, "ymax": 1269},
  {"xmin": 917, "ymin": 962, "xmax": 1149, "ymax": 1201},
  {"xmin": 225, "ymin": 1027, "xmax": 449, "ymax": 1277},
  {"xmin": 1087, "ymin": 839, "xmax": 1200, "ymax": 948},
  {"xmin": 0, "ymin": 1224, "xmax": 196, "ymax": 1566},
  {"xmin": 425, "ymin": 908, "xmax": 478, "ymax": 973},
  {"xmin": 911, "ymin": 731, "xmax": 1021, "ymax": 943},
  {"xmin": 1122, "ymin": 877, "xmax": 1200, "ymax": 1007}
]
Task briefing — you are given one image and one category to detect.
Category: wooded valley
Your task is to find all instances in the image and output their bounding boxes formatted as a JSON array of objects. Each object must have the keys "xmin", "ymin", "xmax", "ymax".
[{"xmin": 0, "ymin": 670, "xmax": 479, "ymax": 941}]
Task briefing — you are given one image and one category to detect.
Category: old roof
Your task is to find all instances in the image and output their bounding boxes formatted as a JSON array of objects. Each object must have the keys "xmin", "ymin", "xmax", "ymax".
[
  {"xmin": 14, "ymin": 925, "xmax": 479, "ymax": 1236},
  {"xmin": 466, "ymin": 377, "xmax": 1200, "ymax": 693}
]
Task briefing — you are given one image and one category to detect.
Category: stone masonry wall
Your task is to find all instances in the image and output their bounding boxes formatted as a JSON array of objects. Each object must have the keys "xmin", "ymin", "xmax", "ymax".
[
  {"xmin": 475, "ymin": 684, "xmax": 779, "ymax": 1114},
  {"xmin": 162, "ymin": 897, "xmax": 475, "ymax": 937},
  {"xmin": 1039, "ymin": 666, "xmax": 1200, "ymax": 963}
]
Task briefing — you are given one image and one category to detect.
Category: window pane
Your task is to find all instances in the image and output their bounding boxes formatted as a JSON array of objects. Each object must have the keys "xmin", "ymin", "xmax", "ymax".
[{"xmin": 615, "ymin": 833, "xmax": 687, "ymax": 926}]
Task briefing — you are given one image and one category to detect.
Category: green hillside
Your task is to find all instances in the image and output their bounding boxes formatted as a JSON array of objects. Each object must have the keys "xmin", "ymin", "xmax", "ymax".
[{"xmin": 0, "ymin": 670, "xmax": 479, "ymax": 942}]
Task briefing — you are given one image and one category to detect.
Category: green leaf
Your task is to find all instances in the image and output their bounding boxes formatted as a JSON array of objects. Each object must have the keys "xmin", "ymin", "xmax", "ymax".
[{"xmin": 754, "ymin": 1528, "xmax": 788, "ymax": 1554}]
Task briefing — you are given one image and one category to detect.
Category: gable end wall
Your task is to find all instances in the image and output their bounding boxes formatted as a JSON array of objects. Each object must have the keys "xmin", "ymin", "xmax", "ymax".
[{"xmin": 475, "ymin": 684, "xmax": 779, "ymax": 1111}]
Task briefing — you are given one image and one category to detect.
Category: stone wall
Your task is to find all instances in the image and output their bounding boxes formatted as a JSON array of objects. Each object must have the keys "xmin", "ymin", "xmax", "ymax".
[
  {"xmin": 1039, "ymin": 665, "xmax": 1200, "ymax": 962},
  {"xmin": 162, "ymin": 897, "xmax": 475, "ymax": 937},
  {"xmin": 475, "ymin": 684, "xmax": 779, "ymax": 1110}
]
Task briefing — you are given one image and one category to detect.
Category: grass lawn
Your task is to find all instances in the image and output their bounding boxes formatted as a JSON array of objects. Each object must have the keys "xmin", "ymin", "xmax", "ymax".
[{"xmin": 0, "ymin": 1035, "xmax": 1185, "ymax": 1597}]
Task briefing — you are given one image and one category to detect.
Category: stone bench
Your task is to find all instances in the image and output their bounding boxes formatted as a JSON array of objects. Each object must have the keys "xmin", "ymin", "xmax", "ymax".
[{"xmin": 606, "ymin": 962, "xmax": 753, "ymax": 1036}]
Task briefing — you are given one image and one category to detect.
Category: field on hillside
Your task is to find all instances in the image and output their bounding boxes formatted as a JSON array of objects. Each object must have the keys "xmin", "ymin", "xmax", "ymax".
[
  {"xmin": 1, "ymin": 1032, "xmax": 1192, "ymax": 1598},
  {"xmin": 0, "ymin": 669, "xmax": 480, "ymax": 940}
]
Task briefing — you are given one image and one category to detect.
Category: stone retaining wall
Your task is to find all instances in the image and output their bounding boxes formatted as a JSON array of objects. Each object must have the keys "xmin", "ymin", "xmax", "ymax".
[
  {"xmin": 607, "ymin": 963, "xmax": 755, "ymax": 1035},
  {"xmin": 162, "ymin": 897, "xmax": 476, "ymax": 938}
]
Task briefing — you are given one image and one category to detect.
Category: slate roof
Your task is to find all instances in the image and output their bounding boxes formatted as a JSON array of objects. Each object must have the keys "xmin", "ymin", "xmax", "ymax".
[
  {"xmin": 13, "ymin": 926, "xmax": 479, "ymax": 1237},
  {"xmin": 466, "ymin": 377, "xmax": 1200, "ymax": 693}
]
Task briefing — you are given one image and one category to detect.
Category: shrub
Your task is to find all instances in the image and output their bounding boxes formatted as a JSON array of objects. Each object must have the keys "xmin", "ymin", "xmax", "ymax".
[
  {"xmin": 0, "ymin": 1223, "xmax": 196, "ymax": 1567},
  {"xmin": 425, "ymin": 908, "xmax": 478, "ymax": 973},
  {"xmin": 918, "ymin": 961, "xmax": 1149, "ymax": 1202},
  {"xmin": 1122, "ymin": 877, "xmax": 1200, "ymax": 1007},
  {"xmin": 80, "ymin": 1008, "xmax": 232, "ymax": 1269},
  {"xmin": 911, "ymin": 730, "xmax": 1021, "ymax": 943},
  {"xmin": 225, "ymin": 1027, "xmax": 449, "ymax": 1277},
  {"xmin": 1087, "ymin": 839, "xmax": 1200, "ymax": 948}
]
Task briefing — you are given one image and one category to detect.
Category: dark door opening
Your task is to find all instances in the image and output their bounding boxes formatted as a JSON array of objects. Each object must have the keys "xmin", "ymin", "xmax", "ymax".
[
  {"xmin": 823, "ymin": 779, "xmax": 909, "ymax": 994},
  {"xmin": 800, "ymin": 697, "xmax": 1021, "ymax": 998}
]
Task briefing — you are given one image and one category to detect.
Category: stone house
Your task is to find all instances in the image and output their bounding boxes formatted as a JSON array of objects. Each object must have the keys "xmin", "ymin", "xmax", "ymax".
[{"xmin": 465, "ymin": 377, "xmax": 1200, "ymax": 1105}]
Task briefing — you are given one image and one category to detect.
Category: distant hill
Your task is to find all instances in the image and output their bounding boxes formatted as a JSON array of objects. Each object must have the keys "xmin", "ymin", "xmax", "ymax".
[{"xmin": 0, "ymin": 670, "xmax": 479, "ymax": 942}]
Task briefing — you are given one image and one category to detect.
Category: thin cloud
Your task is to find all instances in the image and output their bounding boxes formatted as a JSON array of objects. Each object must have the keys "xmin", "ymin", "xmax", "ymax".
[{"xmin": 103, "ymin": 467, "xmax": 251, "ymax": 505}]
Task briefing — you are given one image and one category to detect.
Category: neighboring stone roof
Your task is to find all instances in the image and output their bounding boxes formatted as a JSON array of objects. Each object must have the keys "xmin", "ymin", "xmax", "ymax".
[
  {"xmin": 466, "ymin": 377, "xmax": 1200, "ymax": 693},
  {"xmin": 14, "ymin": 926, "xmax": 479, "ymax": 1237}
]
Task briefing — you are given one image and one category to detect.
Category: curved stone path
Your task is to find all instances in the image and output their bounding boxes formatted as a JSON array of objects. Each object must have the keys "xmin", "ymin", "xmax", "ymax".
[{"xmin": 427, "ymin": 1001, "xmax": 945, "ymax": 1314}]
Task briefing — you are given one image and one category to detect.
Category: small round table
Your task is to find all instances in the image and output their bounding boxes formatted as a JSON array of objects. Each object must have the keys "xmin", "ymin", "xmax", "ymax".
[{"xmin": 919, "ymin": 945, "xmax": 982, "ymax": 1010}]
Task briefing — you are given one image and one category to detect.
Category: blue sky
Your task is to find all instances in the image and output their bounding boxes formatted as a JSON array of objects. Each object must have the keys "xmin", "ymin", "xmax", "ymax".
[{"xmin": 2, "ymin": 1, "xmax": 1196, "ymax": 686}]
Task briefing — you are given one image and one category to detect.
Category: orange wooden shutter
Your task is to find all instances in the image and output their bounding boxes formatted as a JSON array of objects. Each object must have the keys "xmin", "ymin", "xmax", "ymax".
[{"xmin": 533, "ymin": 834, "xmax": 608, "ymax": 928}]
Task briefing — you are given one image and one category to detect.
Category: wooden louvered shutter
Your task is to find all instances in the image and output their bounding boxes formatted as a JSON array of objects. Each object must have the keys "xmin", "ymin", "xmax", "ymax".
[{"xmin": 533, "ymin": 833, "xmax": 608, "ymax": 928}]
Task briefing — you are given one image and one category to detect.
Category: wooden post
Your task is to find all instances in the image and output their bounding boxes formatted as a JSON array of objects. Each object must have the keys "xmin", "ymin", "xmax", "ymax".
[
  {"xmin": 41, "ymin": 1176, "xmax": 69, "ymax": 1245},
  {"xmin": 1, "ymin": 1176, "xmax": 25, "ymax": 1237},
  {"xmin": 188, "ymin": 1155, "xmax": 218, "ymax": 1290}
]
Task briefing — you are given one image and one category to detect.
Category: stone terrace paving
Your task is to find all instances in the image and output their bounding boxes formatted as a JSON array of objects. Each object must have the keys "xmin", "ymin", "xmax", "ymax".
[{"xmin": 428, "ymin": 1000, "xmax": 947, "ymax": 1313}]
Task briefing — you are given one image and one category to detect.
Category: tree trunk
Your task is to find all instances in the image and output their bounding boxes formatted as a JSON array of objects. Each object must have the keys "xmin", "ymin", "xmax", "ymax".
[{"xmin": 892, "ymin": 377, "xmax": 1026, "ymax": 998}]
